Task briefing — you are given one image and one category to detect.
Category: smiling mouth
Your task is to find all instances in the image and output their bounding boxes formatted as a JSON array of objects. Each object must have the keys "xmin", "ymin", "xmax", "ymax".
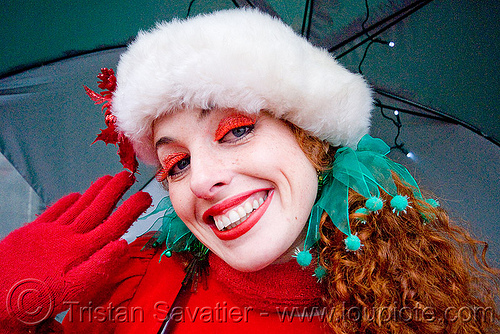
[
  {"xmin": 203, "ymin": 189, "xmax": 273, "ymax": 240},
  {"xmin": 211, "ymin": 192, "xmax": 269, "ymax": 231}
]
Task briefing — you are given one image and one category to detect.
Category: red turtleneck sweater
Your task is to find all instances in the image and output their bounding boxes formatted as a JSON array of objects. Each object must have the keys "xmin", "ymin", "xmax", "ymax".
[{"xmin": 62, "ymin": 236, "xmax": 328, "ymax": 333}]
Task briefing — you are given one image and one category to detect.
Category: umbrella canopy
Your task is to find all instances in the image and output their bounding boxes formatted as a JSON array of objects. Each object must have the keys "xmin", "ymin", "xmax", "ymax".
[{"xmin": 1, "ymin": 0, "xmax": 498, "ymax": 264}]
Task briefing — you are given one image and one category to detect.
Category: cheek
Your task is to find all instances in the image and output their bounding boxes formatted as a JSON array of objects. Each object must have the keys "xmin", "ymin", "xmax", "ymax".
[
  {"xmin": 245, "ymin": 136, "xmax": 318, "ymax": 205},
  {"xmin": 168, "ymin": 185, "xmax": 194, "ymax": 222},
  {"xmin": 251, "ymin": 136, "xmax": 316, "ymax": 181}
]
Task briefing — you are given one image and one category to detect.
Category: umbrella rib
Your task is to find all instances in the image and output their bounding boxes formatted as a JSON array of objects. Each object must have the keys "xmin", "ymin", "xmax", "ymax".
[
  {"xmin": 375, "ymin": 101, "xmax": 450, "ymax": 122},
  {"xmin": 331, "ymin": 0, "xmax": 434, "ymax": 56},
  {"xmin": 231, "ymin": 0, "xmax": 281, "ymax": 19},
  {"xmin": 301, "ymin": 0, "xmax": 315, "ymax": 39},
  {"xmin": 0, "ymin": 45, "xmax": 127, "ymax": 80},
  {"xmin": 375, "ymin": 89, "xmax": 499, "ymax": 147}
]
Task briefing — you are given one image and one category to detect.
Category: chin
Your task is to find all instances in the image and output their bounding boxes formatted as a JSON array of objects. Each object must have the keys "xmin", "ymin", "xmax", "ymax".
[
  {"xmin": 224, "ymin": 257, "xmax": 276, "ymax": 272},
  {"xmin": 214, "ymin": 244, "xmax": 293, "ymax": 272}
]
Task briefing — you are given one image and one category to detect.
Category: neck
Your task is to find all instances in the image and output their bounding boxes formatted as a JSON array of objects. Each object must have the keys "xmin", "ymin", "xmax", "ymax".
[
  {"xmin": 209, "ymin": 252, "xmax": 323, "ymax": 312},
  {"xmin": 272, "ymin": 222, "xmax": 308, "ymax": 265}
]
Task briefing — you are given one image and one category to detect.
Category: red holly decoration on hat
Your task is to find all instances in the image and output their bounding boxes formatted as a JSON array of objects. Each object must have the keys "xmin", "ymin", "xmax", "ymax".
[{"xmin": 84, "ymin": 68, "xmax": 138, "ymax": 173}]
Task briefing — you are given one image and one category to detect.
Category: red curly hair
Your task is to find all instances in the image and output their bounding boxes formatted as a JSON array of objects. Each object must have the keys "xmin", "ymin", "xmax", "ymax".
[{"xmin": 287, "ymin": 121, "xmax": 500, "ymax": 333}]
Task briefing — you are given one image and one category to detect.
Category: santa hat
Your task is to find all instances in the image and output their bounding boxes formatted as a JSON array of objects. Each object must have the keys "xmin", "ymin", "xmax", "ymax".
[{"xmin": 112, "ymin": 8, "xmax": 373, "ymax": 164}]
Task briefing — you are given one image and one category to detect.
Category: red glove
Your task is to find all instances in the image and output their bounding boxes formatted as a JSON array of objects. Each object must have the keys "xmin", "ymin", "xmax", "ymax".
[{"xmin": 0, "ymin": 171, "xmax": 152, "ymax": 333}]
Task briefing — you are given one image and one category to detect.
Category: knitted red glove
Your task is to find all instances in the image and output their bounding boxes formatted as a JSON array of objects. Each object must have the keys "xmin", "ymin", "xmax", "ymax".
[{"xmin": 0, "ymin": 171, "xmax": 152, "ymax": 333}]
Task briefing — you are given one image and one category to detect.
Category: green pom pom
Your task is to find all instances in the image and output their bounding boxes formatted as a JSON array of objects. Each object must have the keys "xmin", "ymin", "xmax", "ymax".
[
  {"xmin": 314, "ymin": 266, "xmax": 327, "ymax": 280},
  {"xmin": 159, "ymin": 249, "xmax": 173, "ymax": 262},
  {"xmin": 296, "ymin": 250, "xmax": 313, "ymax": 267},
  {"xmin": 365, "ymin": 197, "xmax": 383, "ymax": 212},
  {"xmin": 426, "ymin": 198, "xmax": 440, "ymax": 208},
  {"xmin": 354, "ymin": 207, "xmax": 368, "ymax": 223},
  {"xmin": 355, "ymin": 207, "xmax": 369, "ymax": 215},
  {"xmin": 390, "ymin": 195, "xmax": 408, "ymax": 212},
  {"xmin": 344, "ymin": 234, "xmax": 361, "ymax": 251}
]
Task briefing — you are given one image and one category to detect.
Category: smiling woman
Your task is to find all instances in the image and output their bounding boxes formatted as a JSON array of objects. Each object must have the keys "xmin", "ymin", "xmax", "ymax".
[
  {"xmin": 153, "ymin": 109, "xmax": 317, "ymax": 272},
  {"xmin": 0, "ymin": 7, "xmax": 498, "ymax": 334}
]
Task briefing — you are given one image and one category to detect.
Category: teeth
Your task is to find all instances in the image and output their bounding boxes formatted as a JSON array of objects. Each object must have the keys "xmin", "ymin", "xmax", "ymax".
[
  {"xmin": 244, "ymin": 201, "xmax": 253, "ymax": 213},
  {"xmin": 215, "ymin": 219, "xmax": 224, "ymax": 230},
  {"xmin": 237, "ymin": 206, "xmax": 246, "ymax": 218},
  {"xmin": 212, "ymin": 194, "xmax": 268, "ymax": 232},
  {"xmin": 228, "ymin": 210, "xmax": 240, "ymax": 224},
  {"xmin": 222, "ymin": 215, "xmax": 231, "ymax": 228}
]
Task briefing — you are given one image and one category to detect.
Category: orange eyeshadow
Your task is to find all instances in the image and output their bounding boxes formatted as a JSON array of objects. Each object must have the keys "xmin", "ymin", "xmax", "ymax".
[
  {"xmin": 156, "ymin": 152, "xmax": 189, "ymax": 182},
  {"xmin": 214, "ymin": 114, "xmax": 256, "ymax": 141}
]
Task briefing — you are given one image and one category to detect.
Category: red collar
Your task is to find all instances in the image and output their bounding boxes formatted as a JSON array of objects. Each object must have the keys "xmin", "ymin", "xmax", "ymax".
[{"xmin": 209, "ymin": 253, "xmax": 323, "ymax": 312}]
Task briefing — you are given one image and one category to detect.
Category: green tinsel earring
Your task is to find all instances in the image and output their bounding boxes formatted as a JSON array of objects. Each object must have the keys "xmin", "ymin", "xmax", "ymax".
[{"xmin": 316, "ymin": 172, "xmax": 325, "ymax": 200}]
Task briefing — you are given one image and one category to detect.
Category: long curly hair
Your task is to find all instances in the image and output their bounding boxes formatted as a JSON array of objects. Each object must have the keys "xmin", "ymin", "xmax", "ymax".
[{"xmin": 287, "ymin": 122, "xmax": 500, "ymax": 333}]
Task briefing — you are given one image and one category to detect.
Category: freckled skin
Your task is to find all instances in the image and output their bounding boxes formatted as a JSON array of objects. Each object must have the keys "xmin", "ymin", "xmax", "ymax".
[{"xmin": 153, "ymin": 108, "xmax": 317, "ymax": 272}]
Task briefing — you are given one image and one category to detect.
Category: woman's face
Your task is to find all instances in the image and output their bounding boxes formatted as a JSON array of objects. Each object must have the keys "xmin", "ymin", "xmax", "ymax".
[{"xmin": 153, "ymin": 108, "xmax": 318, "ymax": 271}]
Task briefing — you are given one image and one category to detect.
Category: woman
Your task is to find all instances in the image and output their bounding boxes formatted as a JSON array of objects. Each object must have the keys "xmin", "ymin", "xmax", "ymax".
[{"xmin": 0, "ymin": 8, "xmax": 498, "ymax": 333}]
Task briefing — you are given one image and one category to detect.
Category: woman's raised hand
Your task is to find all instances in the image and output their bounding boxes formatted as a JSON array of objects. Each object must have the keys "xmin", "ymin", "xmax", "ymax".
[{"xmin": 0, "ymin": 171, "xmax": 152, "ymax": 332}]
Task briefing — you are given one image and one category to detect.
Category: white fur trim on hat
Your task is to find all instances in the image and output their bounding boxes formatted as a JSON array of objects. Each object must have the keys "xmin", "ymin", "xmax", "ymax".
[{"xmin": 113, "ymin": 8, "xmax": 373, "ymax": 164}]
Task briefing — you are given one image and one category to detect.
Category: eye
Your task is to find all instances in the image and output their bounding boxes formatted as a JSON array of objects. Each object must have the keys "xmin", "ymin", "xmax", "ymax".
[
  {"xmin": 219, "ymin": 125, "xmax": 254, "ymax": 142},
  {"xmin": 231, "ymin": 126, "xmax": 249, "ymax": 138},
  {"xmin": 170, "ymin": 157, "xmax": 190, "ymax": 175},
  {"xmin": 215, "ymin": 114, "xmax": 256, "ymax": 142},
  {"xmin": 156, "ymin": 152, "xmax": 190, "ymax": 182}
]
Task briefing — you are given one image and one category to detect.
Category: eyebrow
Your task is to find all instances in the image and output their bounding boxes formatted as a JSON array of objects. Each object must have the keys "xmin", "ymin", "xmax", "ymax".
[
  {"xmin": 155, "ymin": 136, "xmax": 174, "ymax": 150},
  {"xmin": 198, "ymin": 108, "xmax": 213, "ymax": 120},
  {"xmin": 155, "ymin": 108, "xmax": 213, "ymax": 149}
]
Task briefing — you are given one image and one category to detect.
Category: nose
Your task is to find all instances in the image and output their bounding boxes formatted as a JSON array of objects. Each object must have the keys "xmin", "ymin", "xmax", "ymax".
[{"xmin": 189, "ymin": 149, "xmax": 231, "ymax": 200}]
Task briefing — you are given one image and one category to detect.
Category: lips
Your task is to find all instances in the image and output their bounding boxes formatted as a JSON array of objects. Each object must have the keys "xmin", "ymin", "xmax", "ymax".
[{"xmin": 203, "ymin": 189, "xmax": 274, "ymax": 240}]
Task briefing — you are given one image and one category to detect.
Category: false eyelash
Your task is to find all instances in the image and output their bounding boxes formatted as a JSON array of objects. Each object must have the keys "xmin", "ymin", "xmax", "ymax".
[
  {"xmin": 156, "ymin": 152, "xmax": 189, "ymax": 182},
  {"xmin": 214, "ymin": 114, "xmax": 256, "ymax": 142},
  {"xmin": 155, "ymin": 167, "xmax": 168, "ymax": 182}
]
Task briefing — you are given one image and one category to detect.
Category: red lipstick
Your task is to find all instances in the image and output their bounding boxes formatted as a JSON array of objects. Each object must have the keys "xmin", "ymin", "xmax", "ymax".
[{"xmin": 203, "ymin": 189, "xmax": 274, "ymax": 240}]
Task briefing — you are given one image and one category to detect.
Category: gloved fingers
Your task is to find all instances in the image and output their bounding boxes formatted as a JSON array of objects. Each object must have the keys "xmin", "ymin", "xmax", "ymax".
[
  {"xmin": 83, "ymin": 191, "xmax": 152, "ymax": 249},
  {"xmin": 32, "ymin": 192, "xmax": 81, "ymax": 225},
  {"xmin": 57, "ymin": 174, "xmax": 113, "ymax": 225},
  {"xmin": 72, "ymin": 171, "xmax": 136, "ymax": 234},
  {"xmin": 62, "ymin": 239, "xmax": 130, "ymax": 306}
]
